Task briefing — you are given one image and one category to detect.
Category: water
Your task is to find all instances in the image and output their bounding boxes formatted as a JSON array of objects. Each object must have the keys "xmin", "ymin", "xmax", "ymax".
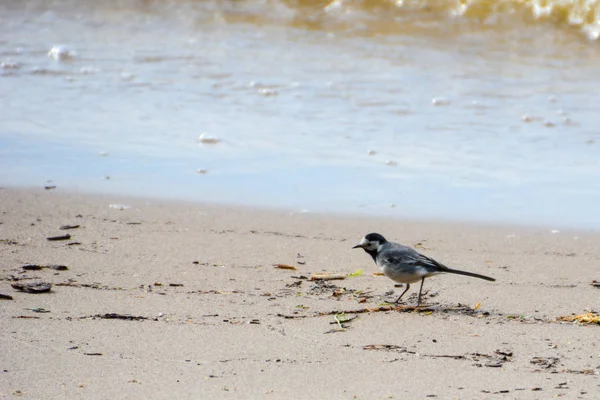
[{"xmin": 2, "ymin": 0, "xmax": 600, "ymax": 228}]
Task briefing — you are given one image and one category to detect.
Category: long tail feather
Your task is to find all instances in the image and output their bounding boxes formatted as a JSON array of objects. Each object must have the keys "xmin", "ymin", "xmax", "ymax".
[{"xmin": 444, "ymin": 268, "xmax": 496, "ymax": 282}]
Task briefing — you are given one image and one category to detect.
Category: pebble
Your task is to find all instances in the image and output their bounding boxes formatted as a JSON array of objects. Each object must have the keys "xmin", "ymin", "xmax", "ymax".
[{"xmin": 197, "ymin": 133, "xmax": 220, "ymax": 144}]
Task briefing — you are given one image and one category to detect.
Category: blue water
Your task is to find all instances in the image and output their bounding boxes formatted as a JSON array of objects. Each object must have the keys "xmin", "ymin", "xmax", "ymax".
[{"xmin": 2, "ymin": 1, "xmax": 600, "ymax": 229}]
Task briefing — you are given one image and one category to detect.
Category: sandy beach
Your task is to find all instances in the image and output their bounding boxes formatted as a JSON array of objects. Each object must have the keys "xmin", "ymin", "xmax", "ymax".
[{"xmin": 1, "ymin": 187, "xmax": 599, "ymax": 399}]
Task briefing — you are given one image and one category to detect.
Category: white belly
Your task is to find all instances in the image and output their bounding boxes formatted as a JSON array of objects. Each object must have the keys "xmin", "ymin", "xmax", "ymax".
[{"xmin": 381, "ymin": 264, "xmax": 439, "ymax": 284}]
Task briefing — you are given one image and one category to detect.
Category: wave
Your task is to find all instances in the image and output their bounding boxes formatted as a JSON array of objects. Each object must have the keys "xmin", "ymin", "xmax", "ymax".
[
  {"xmin": 248, "ymin": 0, "xmax": 600, "ymax": 41},
  {"xmin": 8, "ymin": 0, "xmax": 600, "ymax": 41},
  {"xmin": 201, "ymin": 0, "xmax": 600, "ymax": 41}
]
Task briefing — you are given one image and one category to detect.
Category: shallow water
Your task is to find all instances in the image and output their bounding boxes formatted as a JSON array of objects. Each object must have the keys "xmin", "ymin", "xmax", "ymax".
[{"xmin": 2, "ymin": 0, "xmax": 600, "ymax": 228}]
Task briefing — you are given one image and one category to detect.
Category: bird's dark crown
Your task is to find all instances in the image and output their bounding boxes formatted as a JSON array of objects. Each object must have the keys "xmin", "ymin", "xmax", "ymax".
[{"xmin": 364, "ymin": 233, "xmax": 387, "ymax": 243}]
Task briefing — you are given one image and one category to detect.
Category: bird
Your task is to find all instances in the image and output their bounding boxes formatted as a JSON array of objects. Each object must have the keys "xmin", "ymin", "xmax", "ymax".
[{"xmin": 353, "ymin": 232, "xmax": 495, "ymax": 305}]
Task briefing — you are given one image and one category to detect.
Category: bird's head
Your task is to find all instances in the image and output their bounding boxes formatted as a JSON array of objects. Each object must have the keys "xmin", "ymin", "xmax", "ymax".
[{"xmin": 352, "ymin": 232, "xmax": 387, "ymax": 252}]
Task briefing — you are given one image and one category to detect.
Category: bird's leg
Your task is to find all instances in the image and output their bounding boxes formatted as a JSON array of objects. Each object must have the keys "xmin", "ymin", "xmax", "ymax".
[
  {"xmin": 417, "ymin": 277, "xmax": 426, "ymax": 306},
  {"xmin": 393, "ymin": 283, "xmax": 410, "ymax": 304}
]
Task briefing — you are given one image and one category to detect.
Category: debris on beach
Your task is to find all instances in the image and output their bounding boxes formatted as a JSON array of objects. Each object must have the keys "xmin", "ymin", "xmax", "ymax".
[
  {"xmin": 60, "ymin": 224, "xmax": 80, "ymax": 230},
  {"xmin": 348, "ymin": 268, "xmax": 364, "ymax": 277},
  {"xmin": 479, "ymin": 349, "xmax": 513, "ymax": 368},
  {"xmin": 88, "ymin": 313, "xmax": 148, "ymax": 321},
  {"xmin": 557, "ymin": 313, "xmax": 600, "ymax": 325},
  {"xmin": 311, "ymin": 273, "xmax": 345, "ymax": 281},
  {"xmin": 330, "ymin": 313, "xmax": 358, "ymax": 328},
  {"xmin": 276, "ymin": 313, "xmax": 307, "ymax": 319},
  {"xmin": 27, "ymin": 308, "xmax": 50, "ymax": 313},
  {"xmin": 319, "ymin": 306, "xmax": 396, "ymax": 315},
  {"xmin": 11, "ymin": 282, "xmax": 52, "ymax": 293},
  {"xmin": 47, "ymin": 234, "xmax": 71, "ymax": 241},
  {"xmin": 324, "ymin": 312, "xmax": 358, "ymax": 333},
  {"xmin": 21, "ymin": 264, "xmax": 44, "ymax": 270},
  {"xmin": 109, "ymin": 204, "xmax": 130, "ymax": 210},
  {"xmin": 54, "ymin": 282, "xmax": 124, "ymax": 291},
  {"xmin": 530, "ymin": 356, "xmax": 560, "ymax": 370},
  {"xmin": 591, "ymin": 280, "xmax": 600, "ymax": 288},
  {"xmin": 363, "ymin": 344, "xmax": 408, "ymax": 352},
  {"xmin": 317, "ymin": 302, "xmax": 488, "ymax": 317},
  {"xmin": 22, "ymin": 264, "xmax": 69, "ymax": 271},
  {"xmin": 274, "ymin": 264, "xmax": 296, "ymax": 270},
  {"xmin": 413, "ymin": 241, "xmax": 429, "ymax": 250},
  {"xmin": 372, "ymin": 272, "xmax": 385, "ymax": 276},
  {"xmin": 44, "ymin": 182, "xmax": 56, "ymax": 190},
  {"xmin": 363, "ymin": 345, "xmax": 511, "ymax": 367},
  {"xmin": 0, "ymin": 293, "xmax": 14, "ymax": 300}
]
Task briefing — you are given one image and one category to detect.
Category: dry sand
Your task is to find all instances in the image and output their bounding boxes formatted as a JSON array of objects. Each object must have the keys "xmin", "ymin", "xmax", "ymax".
[{"xmin": 1, "ymin": 187, "xmax": 599, "ymax": 399}]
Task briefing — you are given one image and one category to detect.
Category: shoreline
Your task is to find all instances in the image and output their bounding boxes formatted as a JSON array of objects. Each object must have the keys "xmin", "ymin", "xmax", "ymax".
[
  {"xmin": 1, "ymin": 186, "xmax": 599, "ymax": 399},
  {"xmin": 1, "ymin": 184, "xmax": 597, "ymax": 234}
]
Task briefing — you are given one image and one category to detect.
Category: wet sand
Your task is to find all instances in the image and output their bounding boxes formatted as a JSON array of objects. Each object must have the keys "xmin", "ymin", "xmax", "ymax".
[{"xmin": 0, "ymin": 187, "xmax": 599, "ymax": 399}]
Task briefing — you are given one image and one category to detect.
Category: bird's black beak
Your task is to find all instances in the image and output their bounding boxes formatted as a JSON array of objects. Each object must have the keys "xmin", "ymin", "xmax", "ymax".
[{"xmin": 352, "ymin": 244, "xmax": 363, "ymax": 249}]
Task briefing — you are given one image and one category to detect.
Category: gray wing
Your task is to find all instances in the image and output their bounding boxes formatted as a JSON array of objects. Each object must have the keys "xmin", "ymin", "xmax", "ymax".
[{"xmin": 379, "ymin": 245, "xmax": 448, "ymax": 274}]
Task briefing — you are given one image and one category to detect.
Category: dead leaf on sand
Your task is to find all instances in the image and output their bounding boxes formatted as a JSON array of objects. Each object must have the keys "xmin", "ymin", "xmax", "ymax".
[
  {"xmin": 311, "ymin": 273, "xmax": 345, "ymax": 281},
  {"xmin": 557, "ymin": 313, "xmax": 600, "ymax": 324},
  {"xmin": 274, "ymin": 264, "xmax": 296, "ymax": 270}
]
